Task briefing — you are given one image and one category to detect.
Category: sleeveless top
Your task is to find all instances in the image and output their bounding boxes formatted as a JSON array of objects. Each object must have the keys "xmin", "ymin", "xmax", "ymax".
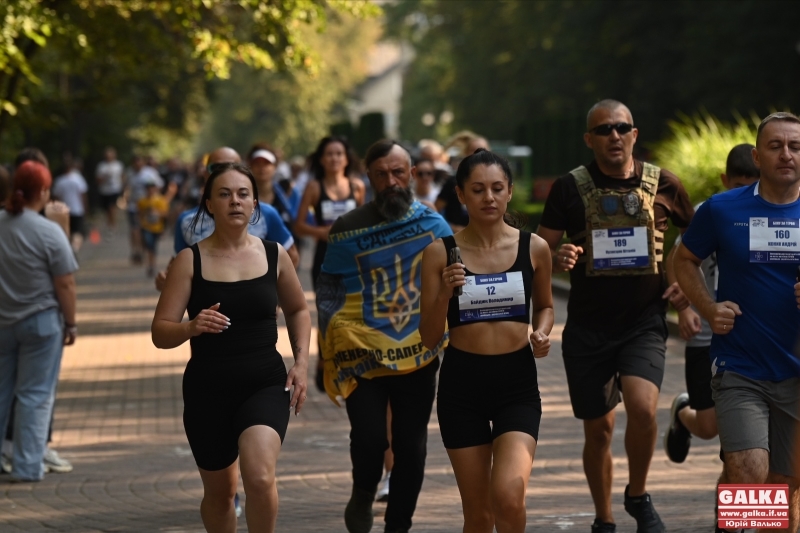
[
  {"xmin": 187, "ymin": 240, "xmax": 279, "ymax": 359},
  {"xmin": 314, "ymin": 179, "xmax": 357, "ymax": 227},
  {"xmin": 444, "ymin": 232, "xmax": 533, "ymax": 329}
]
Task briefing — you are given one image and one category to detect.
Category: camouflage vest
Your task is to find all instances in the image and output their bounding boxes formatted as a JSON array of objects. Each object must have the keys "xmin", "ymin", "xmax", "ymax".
[{"xmin": 569, "ymin": 163, "xmax": 663, "ymax": 276}]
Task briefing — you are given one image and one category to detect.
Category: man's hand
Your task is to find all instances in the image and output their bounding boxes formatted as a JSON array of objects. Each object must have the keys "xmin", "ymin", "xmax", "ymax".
[
  {"xmin": 663, "ymin": 281, "xmax": 690, "ymax": 312},
  {"xmin": 678, "ymin": 307, "xmax": 702, "ymax": 341},
  {"xmin": 554, "ymin": 244, "xmax": 583, "ymax": 272},
  {"xmin": 708, "ymin": 301, "xmax": 741, "ymax": 335}
]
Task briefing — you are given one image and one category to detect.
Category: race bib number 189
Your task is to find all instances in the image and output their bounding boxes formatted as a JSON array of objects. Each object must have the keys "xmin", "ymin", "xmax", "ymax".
[
  {"xmin": 749, "ymin": 217, "xmax": 800, "ymax": 263},
  {"xmin": 592, "ymin": 227, "xmax": 650, "ymax": 269}
]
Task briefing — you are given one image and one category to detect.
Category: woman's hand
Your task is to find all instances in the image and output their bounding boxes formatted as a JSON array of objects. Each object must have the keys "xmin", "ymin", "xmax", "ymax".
[
  {"xmin": 286, "ymin": 361, "xmax": 308, "ymax": 415},
  {"xmin": 530, "ymin": 330, "xmax": 551, "ymax": 358},
  {"xmin": 440, "ymin": 263, "xmax": 466, "ymax": 299},
  {"xmin": 187, "ymin": 303, "xmax": 230, "ymax": 336}
]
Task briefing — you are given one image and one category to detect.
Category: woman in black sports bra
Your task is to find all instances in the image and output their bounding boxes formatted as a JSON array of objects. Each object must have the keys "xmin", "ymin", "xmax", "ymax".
[
  {"xmin": 420, "ymin": 149, "xmax": 554, "ymax": 533},
  {"xmin": 152, "ymin": 163, "xmax": 310, "ymax": 533}
]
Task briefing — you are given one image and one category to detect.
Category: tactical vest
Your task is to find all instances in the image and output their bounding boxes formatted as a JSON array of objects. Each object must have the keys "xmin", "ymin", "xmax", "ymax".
[{"xmin": 570, "ymin": 163, "xmax": 663, "ymax": 276}]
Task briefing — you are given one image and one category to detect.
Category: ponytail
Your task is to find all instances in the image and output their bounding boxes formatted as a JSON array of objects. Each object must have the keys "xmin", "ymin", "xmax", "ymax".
[{"xmin": 9, "ymin": 161, "xmax": 51, "ymax": 215}]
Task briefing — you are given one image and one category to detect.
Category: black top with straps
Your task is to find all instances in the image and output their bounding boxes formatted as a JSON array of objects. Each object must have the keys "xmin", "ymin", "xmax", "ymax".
[
  {"xmin": 313, "ymin": 179, "xmax": 357, "ymax": 228},
  {"xmin": 443, "ymin": 232, "xmax": 533, "ymax": 329},
  {"xmin": 187, "ymin": 240, "xmax": 279, "ymax": 359}
]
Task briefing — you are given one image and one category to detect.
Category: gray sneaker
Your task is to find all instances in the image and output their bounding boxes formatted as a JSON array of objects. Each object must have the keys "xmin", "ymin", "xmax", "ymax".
[
  {"xmin": 43, "ymin": 448, "xmax": 73, "ymax": 473},
  {"xmin": 0, "ymin": 452, "xmax": 11, "ymax": 474}
]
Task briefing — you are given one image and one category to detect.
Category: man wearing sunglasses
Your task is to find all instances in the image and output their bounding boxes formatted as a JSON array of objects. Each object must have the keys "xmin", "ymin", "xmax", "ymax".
[{"xmin": 538, "ymin": 99, "xmax": 694, "ymax": 533}]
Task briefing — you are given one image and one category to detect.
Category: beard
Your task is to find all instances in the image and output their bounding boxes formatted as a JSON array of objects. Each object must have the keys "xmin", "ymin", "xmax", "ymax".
[{"xmin": 375, "ymin": 185, "xmax": 414, "ymax": 221}]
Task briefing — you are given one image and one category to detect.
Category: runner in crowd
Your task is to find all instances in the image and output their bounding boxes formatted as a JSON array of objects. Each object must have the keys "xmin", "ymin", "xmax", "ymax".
[
  {"xmin": 675, "ymin": 112, "xmax": 800, "ymax": 533},
  {"xmin": 138, "ymin": 178, "xmax": 170, "ymax": 278},
  {"xmin": 152, "ymin": 162, "xmax": 310, "ymax": 532},
  {"xmin": 95, "ymin": 147, "xmax": 124, "ymax": 232},
  {"xmin": 537, "ymin": 99, "xmax": 694, "ymax": 533},
  {"xmin": 0, "ymin": 161, "xmax": 78, "ymax": 482},
  {"xmin": 293, "ymin": 136, "xmax": 365, "ymax": 391},
  {"xmin": 664, "ymin": 144, "xmax": 760, "ymax": 464},
  {"xmin": 173, "ymin": 147, "xmax": 298, "ymax": 267},
  {"xmin": 124, "ymin": 155, "xmax": 164, "ymax": 264},
  {"xmin": 412, "ymin": 158, "xmax": 440, "ymax": 209},
  {"xmin": 52, "ymin": 157, "xmax": 89, "ymax": 254},
  {"xmin": 316, "ymin": 140, "xmax": 451, "ymax": 533},
  {"xmin": 436, "ymin": 131, "xmax": 489, "ymax": 233},
  {"xmin": 420, "ymin": 148, "xmax": 553, "ymax": 533}
]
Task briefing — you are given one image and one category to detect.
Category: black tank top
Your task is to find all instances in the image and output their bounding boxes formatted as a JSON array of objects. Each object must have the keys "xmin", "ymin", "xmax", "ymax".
[
  {"xmin": 444, "ymin": 232, "xmax": 533, "ymax": 329},
  {"xmin": 314, "ymin": 179, "xmax": 357, "ymax": 227},
  {"xmin": 187, "ymin": 240, "xmax": 279, "ymax": 359}
]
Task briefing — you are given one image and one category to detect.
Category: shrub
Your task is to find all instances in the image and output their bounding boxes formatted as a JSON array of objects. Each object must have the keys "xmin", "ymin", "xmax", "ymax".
[{"xmin": 651, "ymin": 112, "xmax": 760, "ymax": 203}]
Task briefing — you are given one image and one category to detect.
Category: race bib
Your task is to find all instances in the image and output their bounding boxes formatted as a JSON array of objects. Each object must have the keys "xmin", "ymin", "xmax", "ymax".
[
  {"xmin": 592, "ymin": 227, "xmax": 650, "ymax": 269},
  {"xmin": 749, "ymin": 217, "xmax": 800, "ymax": 263},
  {"xmin": 458, "ymin": 271, "xmax": 526, "ymax": 322},
  {"xmin": 321, "ymin": 199, "xmax": 357, "ymax": 225}
]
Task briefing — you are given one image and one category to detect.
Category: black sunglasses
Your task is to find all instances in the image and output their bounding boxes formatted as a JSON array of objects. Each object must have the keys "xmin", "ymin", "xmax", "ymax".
[
  {"xmin": 416, "ymin": 170, "xmax": 435, "ymax": 177},
  {"xmin": 589, "ymin": 123, "xmax": 634, "ymax": 136}
]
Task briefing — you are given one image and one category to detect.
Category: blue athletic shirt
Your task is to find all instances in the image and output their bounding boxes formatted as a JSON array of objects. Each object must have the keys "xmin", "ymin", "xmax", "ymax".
[
  {"xmin": 174, "ymin": 203, "xmax": 294, "ymax": 254},
  {"xmin": 680, "ymin": 182, "xmax": 800, "ymax": 381}
]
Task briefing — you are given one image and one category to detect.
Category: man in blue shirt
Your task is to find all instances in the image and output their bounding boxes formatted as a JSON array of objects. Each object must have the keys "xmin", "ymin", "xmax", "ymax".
[{"xmin": 675, "ymin": 112, "xmax": 800, "ymax": 533}]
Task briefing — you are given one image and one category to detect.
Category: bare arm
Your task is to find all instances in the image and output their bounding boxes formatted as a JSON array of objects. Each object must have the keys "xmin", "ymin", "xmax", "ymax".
[
  {"xmin": 286, "ymin": 244, "xmax": 300, "ymax": 268},
  {"xmin": 674, "ymin": 242, "xmax": 740, "ymax": 335},
  {"xmin": 275, "ymin": 244, "xmax": 311, "ymax": 414},
  {"xmin": 352, "ymin": 178, "xmax": 366, "ymax": 207},
  {"xmin": 293, "ymin": 181, "xmax": 329, "ymax": 241},
  {"xmin": 151, "ymin": 249, "xmax": 229, "ymax": 348},
  {"xmin": 529, "ymin": 235, "xmax": 554, "ymax": 357},
  {"xmin": 536, "ymin": 224, "xmax": 582, "ymax": 273},
  {"xmin": 53, "ymin": 272, "xmax": 77, "ymax": 345},
  {"xmin": 45, "ymin": 201, "xmax": 71, "ymax": 237},
  {"xmin": 419, "ymin": 239, "xmax": 465, "ymax": 349}
]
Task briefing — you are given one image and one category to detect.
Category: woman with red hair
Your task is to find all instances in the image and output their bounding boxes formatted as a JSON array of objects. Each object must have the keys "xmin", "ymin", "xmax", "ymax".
[{"xmin": 0, "ymin": 161, "xmax": 78, "ymax": 482}]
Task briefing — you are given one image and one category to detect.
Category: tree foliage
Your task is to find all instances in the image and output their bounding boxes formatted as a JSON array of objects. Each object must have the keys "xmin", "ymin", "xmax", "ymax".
[
  {"xmin": 0, "ymin": 0, "xmax": 379, "ymax": 161},
  {"xmin": 387, "ymin": 0, "xmax": 800, "ymax": 174}
]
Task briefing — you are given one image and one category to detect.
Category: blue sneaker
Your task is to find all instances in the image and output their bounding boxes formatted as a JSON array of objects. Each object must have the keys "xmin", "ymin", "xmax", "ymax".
[{"xmin": 234, "ymin": 492, "xmax": 242, "ymax": 518}]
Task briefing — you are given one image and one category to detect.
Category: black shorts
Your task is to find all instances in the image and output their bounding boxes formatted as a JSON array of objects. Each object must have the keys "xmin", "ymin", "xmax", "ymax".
[
  {"xmin": 561, "ymin": 314, "xmax": 667, "ymax": 420},
  {"xmin": 140, "ymin": 229, "xmax": 162, "ymax": 252},
  {"xmin": 68, "ymin": 215, "xmax": 85, "ymax": 236},
  {"xmin": 437, "ymin": 344, "xmax": 542, "ymax": 449},
  {"xmin": 685, "ymin": 345, "xmax": 714, "ymax": 411},
  {"xmin": 99, "ymin": 193, "xmax": 119, "ymax": 211},
  {"xmin": 182, "ymin": 353, "xmax": 289, "ymax": 471}
]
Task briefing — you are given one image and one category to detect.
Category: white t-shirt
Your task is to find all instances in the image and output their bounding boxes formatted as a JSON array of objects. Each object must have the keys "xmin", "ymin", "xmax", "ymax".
[
  {"xmin": 126, "ymin": 166, "xmax": 164, "ymax": 212},
  {"xmin": 52, "ymin": 170, "xmax": 89, "ymax": 216},
  {"xmin": 96, "ymin": 160, "xmax": 124, "ymax": 195}
]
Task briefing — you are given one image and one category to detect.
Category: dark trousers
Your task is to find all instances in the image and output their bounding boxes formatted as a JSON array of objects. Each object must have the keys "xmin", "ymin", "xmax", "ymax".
[{"xmin": 345, "ymin": 357, "xmax": 439, "ymax": 530}]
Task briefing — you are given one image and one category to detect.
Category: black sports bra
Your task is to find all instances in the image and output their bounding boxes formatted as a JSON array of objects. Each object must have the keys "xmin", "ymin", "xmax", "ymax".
[{"xmin": 444, "ymin": 232, "xmax": 533, "ymax": 329}]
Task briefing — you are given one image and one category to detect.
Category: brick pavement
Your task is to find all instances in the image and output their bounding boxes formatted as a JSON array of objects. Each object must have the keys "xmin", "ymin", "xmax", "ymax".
[{"xmin": 0, "ymin": 220, "xmax": 725, "ymax": 532}]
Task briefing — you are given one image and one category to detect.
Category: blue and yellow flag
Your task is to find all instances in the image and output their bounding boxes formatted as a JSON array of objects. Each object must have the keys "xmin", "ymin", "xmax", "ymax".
[{"xmin": 317, "ymin": 202, "xmax": 452, "ymax": 404}]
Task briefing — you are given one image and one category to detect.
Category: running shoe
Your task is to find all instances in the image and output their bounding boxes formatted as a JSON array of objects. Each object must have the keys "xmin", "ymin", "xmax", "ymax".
[
  {"xmin": 0, "ymin": 452, "xmax": 11, "ymax": 474},
  {"xmin": 376, "ymin": 471, "xmax": 390, "ymax": 502},
  {"xmin": 624, "ymin": 485, "xmax": 665, "ymax": 533},
  {"xmin": 234, "ymin": 492, "xmax": 242, "ymax": 518},
  {"xmin": 591, "ymin": 518, "xmax": 617, "ymax": 532},
  {"xmin": 344, "ymin": 486, "xmax": 375, "ymax": 533},
  {"xmin": 43, "ymin": 448, "xmax": 73, "ymax": 473},
  {"xmin": 664, "ymin": 392, "xmax": 691, "ymax": 463}
]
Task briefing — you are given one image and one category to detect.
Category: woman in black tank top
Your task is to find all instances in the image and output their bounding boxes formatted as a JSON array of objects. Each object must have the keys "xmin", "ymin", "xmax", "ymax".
[
  {"xmin": 420, "ymin": 150, "xmax": 554, "ymax": 533},
  {"xmin": 152, "ymin": 163, "xmax": 310, "ymax": 533},
  {"xmin": 293, "ymin": 136, "xmax": 365, "ymax": 391}
]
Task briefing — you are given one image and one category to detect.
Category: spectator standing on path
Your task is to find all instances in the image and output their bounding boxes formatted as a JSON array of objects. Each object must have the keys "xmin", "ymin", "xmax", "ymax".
[
  {"xmin": 293, "ymin": 136, "xmax": 365, "ymax": 391},
  {"xmin": 420, "ymin": 149, "xmax": 554, "ymax": 533},
  {"xmin": 316, "ymin": 140, "xmax": 451, "ymax": 533},
  {"xmin": 675, "ymin": 112, "xmax": 800, "ymax": 533},
  {"xmin": 0, "ymin": 161, "xmax": 78, "ymax": 482},
  {"xmin": 125, "ymin": 155, "xmax": 164, "ymax": 265},
  {"xmin": 95, "ymin": 147, "xmax": 124, "ymax": 232},
  {"xmin": 662, "ymin": 145, "xmax": 760, "ymax": 519},
  {"xmin": 152, "ymin": 162, "xmax": 310, "ymax": 532},
  {"xmin": 13, "ymin": 148, "xmax": 71, "ymax": 237},
  {"xmin": 137, "ymin": 178, "xmax": 170, "ymax": 278},
  {"xmin": 537, "ymin": 99, "xmax": 694, "ymax": 533},
  {"xmin": 52, "ymin": 157, "xmax": 89, "ymax": 254}
]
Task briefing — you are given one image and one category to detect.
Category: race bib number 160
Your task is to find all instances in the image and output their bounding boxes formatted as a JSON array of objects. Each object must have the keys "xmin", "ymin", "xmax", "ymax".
[{"xmin": 749, "ymin": 217, "xmax": 800, "ymax": 263}]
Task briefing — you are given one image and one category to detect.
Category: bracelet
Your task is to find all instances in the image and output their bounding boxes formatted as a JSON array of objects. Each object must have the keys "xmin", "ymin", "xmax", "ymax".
[{"xmin": 65, "ymin": 324, "xmax": 78, "ymax": 334}]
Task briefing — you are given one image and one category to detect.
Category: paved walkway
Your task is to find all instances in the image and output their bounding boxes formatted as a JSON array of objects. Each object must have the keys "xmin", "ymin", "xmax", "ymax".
[{"xmin": 0, "ymin": 218, "xmax": 725, "ymax": 532}]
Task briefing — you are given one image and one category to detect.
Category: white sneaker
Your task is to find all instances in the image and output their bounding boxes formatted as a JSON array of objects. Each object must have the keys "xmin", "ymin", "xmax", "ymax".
[
  {"xmin": 376, "ymin": 472, "xmax": 390, "ymax": 502},
  {"xmin": 43, "ymin": 448, "xmax": 73, "ymax": 473},
  {"xmin": 0, "ymin": 452, "xmax": 11, "ymax": 474}
]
